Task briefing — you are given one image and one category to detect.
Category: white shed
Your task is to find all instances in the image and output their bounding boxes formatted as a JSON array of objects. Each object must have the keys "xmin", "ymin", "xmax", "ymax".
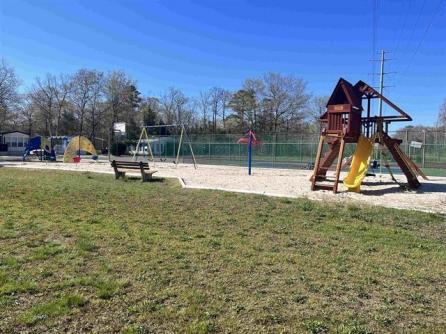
[{"xmin": 1, "ymin": 131, "xmax": 30, "ymax": 154}]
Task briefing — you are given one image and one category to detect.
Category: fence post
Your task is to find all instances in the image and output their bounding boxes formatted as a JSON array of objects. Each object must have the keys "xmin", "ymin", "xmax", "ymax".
[
  {"xmin": 208, "ymin": 135, "xmax": 211, "ymax": 162},
  {"xmin": 173, "ymin": 135, "xmax": 176, "ymax": 161},
  {"xmin": 228, "ymin": 142, "xmax": 231, "ymax": 162},
  {"xmin": 405, "ymin": 130, "xmax": 409, "ymax": 154},
  {"xmin": 300, "ymin": 135, "xmax": 303, "ymax": 163},
  {"xmin": 422, "ymin": 130, "xmax": 426, "ymax": 168},
  {"xmin": 272, "ymin": 133, "xmax": 277, "ymax": 168}
]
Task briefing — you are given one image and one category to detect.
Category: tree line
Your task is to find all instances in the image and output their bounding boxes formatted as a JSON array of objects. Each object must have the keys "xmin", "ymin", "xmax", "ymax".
[
  {"xmin": 0, "ymin": 60, "xmax": 328, "ymax": 142},
  {"xmin": 1, "ymin": 59, "xmax": 444, "ymax": 146}
]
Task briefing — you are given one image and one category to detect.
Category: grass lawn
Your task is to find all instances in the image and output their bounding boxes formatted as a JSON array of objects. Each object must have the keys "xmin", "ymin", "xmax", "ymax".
[{"xmin": 1, "ymin": 168, "xmax": 445, "ymax": 333}]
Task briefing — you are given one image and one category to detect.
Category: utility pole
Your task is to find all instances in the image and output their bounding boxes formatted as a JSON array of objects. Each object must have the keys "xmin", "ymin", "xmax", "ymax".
[
  {"xmin": 370, "ymin": 49, "xmax": 395, "ymax": 174},
  {"xmin": 378, "ymin": 50, "xmax": 385, "ymax": 174},
  {"xmin": 378, "ymin": 49, "xmax": 385, "ymax": 117},
  {"xmin": 370, "ymin": 49, "xmax": 394, "ymax": 115}
]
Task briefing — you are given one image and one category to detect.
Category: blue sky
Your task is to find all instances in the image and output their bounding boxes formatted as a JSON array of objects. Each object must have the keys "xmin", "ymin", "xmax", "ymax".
[{"xmin": 1, "ymin": 0, "xmax": 445, "ymax": 127}]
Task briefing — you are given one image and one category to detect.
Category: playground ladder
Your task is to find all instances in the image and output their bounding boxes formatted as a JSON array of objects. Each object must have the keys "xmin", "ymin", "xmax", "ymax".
[{"xmin": 311, "ymin": 134, "xmax": 345, "ymax": 193}]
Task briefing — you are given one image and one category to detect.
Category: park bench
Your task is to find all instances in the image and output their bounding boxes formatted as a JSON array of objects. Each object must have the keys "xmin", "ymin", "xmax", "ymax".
[{"xmin": 111, "ymin": 160, "xmax": 157, "ymax": 182}]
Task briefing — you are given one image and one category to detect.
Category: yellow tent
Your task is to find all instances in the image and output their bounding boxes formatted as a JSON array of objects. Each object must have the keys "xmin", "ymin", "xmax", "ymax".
[{"xmin": 63, "ymin": 136, "xmax": 97, "ymax": 163}]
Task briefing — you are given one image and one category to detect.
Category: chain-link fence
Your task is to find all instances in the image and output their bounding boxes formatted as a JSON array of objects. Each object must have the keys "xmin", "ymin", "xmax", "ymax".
[{"xmin": 113, "ymin": 130, "xmax": 446, "ymax": 177}]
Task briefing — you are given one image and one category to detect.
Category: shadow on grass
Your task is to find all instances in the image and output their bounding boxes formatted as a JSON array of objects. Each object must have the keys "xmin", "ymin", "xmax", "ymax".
[{"xmin": 125, "ymin": 176, "xmax": 165, "ymax": 183}]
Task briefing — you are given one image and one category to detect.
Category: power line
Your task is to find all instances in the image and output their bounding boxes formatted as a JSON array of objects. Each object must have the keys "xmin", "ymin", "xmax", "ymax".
[
  {"xmin": 371, "ymin": 0, "xmax": 380, "ymax": 87},
  {"xmin": 392, "ymin": 0, "xmax": 412, "ymax": 56},
  {"xmin": 402, "ymin": 0, "xmax": 427, "ymax": 56},
  {"xmin": 400, "ymin": 0, "xmax": 445, "ymax": 76}
]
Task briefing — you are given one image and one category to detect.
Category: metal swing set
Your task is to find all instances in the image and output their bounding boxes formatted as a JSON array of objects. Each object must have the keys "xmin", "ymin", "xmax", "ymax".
[{"xmin": 132, "ymin": 124, "xmax": 197, "ymax": 169}]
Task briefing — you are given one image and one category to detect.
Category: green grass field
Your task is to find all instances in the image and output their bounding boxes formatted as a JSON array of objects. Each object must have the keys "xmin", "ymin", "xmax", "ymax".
[{"xmin": 1, "ymin": 168, "xmax": 445, "ymax": 333}]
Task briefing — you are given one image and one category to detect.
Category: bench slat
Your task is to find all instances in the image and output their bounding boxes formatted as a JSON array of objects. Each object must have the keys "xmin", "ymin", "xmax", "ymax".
[
  {"xmin": 114, "ymin": 165, "xmax": 150, "ymax": 169},
  {"xmin": 113, "ymin": 162, "xmax": 149, "ymax": 166}
]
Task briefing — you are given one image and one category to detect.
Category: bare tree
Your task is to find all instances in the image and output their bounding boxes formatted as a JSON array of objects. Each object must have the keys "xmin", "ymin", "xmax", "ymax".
[
  {"xmin": 228, "ymin": 89, "xmax": 256, "ymax": 131},
  {"xmin": 208, "ymin": 87, "xmax": 231, "ymax": 133},
  {"xmin": 0, "ymin": 60, "xmax": 21, "ymax": 132},
  {"xmin": 439, "ymin": 98, "xmax": 446, "ymax": 128},
  {"xmin": 243, "ymin": 79, "xmax": 264, "ymax": 130},
  {"xmin": 220, "ymin": 90, "xmax": 231, "ymax": 131},
  {"xmin": 18, "ymin": 96, "xmax": 38, "ymax": 135},
  {"xmin": 307, "ymin": 95, "xmax": 329, "ymax": 131},
  {"xmin": 85, "ymin": 72, "xmax": 105, "ymax": 143},
  {"xmin": 258, "ymin": 72, "xmax": 309, "ymax": 133},
  {"xmin": 160, "ymin": 87, "xmax": 190, "ymax": 127},
  {"xmin": 198, "ymin": 90, "xmax": 211, "ymax": 131},
  {"xmin": 140, "ymin": 97, "xmax": 161, "ymax": 127},
  {"xmin": 53, "ymin": 74, "xmax": 73, "ymax": 136},
  {"xmin": 14, "ymin": 67, "xmax": 320, "ymax": 137},
  {"xmin": 70, "ymin": 69, "xmax": 100, "ymax": 136},
  {"xmin": 103, "ymin": 71, "xmax": 136, "ymax": 135},
  {"xmin": 29, "ymin": 75, "xmax": 58, "ymax": 136}
]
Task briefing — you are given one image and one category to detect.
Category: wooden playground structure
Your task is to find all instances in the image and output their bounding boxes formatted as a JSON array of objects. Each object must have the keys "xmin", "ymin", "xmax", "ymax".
[{"xmin": 311, "ymin": 78, "xmax": 428, "ymax": 193}]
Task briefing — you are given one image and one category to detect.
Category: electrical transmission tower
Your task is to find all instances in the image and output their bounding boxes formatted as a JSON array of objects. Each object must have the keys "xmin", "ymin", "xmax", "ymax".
[
  {"xmin": 370, "ymin": 50, "xmax": 396, "ymax": 117},
  {"xmin": 370, "ymin": 49, "xmax": 396, "ymax": 174}
]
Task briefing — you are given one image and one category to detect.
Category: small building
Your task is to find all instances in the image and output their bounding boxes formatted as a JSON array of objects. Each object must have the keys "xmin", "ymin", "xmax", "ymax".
[
  {"xmin": 0, "ymin": 131, "xmax": 30, "ymax": 155},
  {"xmin": 129, "ymin": 137, "xmax": 174, "ymax": 156}
]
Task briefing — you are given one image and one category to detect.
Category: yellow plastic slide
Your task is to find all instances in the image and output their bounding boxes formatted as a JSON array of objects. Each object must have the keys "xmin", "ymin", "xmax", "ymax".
[{"xmin": 343, "ymin": 136, "xmax": 373, "ymax": 192}]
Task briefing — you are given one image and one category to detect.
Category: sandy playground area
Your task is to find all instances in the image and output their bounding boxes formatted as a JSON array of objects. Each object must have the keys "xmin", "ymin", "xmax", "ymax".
[{"xmin": 1, "ymin": 160, "xmax": 445, "ymax": 214}]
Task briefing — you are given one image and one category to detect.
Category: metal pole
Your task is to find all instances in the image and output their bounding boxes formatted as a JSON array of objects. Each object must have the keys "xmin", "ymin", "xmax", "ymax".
[
  {"xmin": 422, "ymin": 130, "xmax": 426, "ymax": 168},
  {"xmin": 108, "ymin": 127, "xmax": 111, "ymax": 162},
  {"xmin": 379, "ymin": 49, "xmax": 385, "ymax": 117},
  {"xmin": 299, "ymin": 135, "xmax": 303, "ymax": 162},
  {"xmin": 248, "ymin": 130, "xmax": 252, "ymax": 175},
  {"xmin": 366, "ymin": 97, "xmax": 371, "ymax": 137},
  {"xmin": 405, "ymin": 130, "xmax": 409, "ymax": 154},
  {"xmin": 78, "ymin": 134, "xmax": 81, "ymax": 160},
  {"xmin": 378, "ymin": 50, "xmax": 385, "ymax": 174},
  {"xmin": 173, "ymin": 135, "xmax": 176, "ymax": 161},
  {"xmin": 175, "ymin": 126, "xmax": 184, "ymax": 166},
  {"xmin": 208, "ymin": 135, "xmax": 211, "ymax": 162},
  {"xmin": 228, "ymin": 142, "xmax": 231, "ymax": 162}
]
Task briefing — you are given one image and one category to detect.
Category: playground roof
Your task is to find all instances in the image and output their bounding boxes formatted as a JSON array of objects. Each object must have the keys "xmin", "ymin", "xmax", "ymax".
[
  {"xmin": 354, "ymin": 80, "xmax": 412, "ymax": 121},
  {"xmin": 326, "ymin": 78, "xmax": 363, "ymax": 110}
]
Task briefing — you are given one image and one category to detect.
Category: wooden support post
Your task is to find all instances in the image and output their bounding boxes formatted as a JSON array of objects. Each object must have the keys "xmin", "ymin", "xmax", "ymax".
[
  {"xmin": 333, "ymin": 137, "xmax": 346, "ymax": 193},
  {"xmin": 383, "ymin": 135, "xmax": 420, "ymax": 189},
  {"xmin": 145, "ymin": 128, "xmax": 155, "ymax": 166},
  {"xmin": 186, "ymin": 127, "xmax": 198, "ymax": 169},
  {"xmin": 311, "ymin": 135, "xmax": 325, "ymax": 191},
  {"xmin": 133, "ymin": 128, "xmax": 145, "ymax": 161},
  {"xmin": 175, "ymin": 126, "xmax": 184, "ymax": 167}
]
